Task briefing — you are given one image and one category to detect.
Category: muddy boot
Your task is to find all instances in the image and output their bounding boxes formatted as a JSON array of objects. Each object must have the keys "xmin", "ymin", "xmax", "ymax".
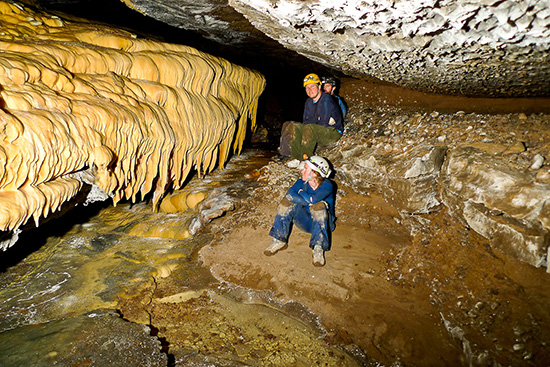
[
  {"xmin": 312, "ymin": 245, "xmax": 325, "ymax": 267},
  {"xmin": 264, "ymin": 238, "xmax": 288, "ymax": 256}
]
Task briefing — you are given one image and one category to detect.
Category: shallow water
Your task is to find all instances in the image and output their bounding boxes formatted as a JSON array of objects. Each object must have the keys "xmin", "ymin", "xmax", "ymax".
[{"xmin": 0, "ymin": 147, "xmax": 366, "ymax": 366}]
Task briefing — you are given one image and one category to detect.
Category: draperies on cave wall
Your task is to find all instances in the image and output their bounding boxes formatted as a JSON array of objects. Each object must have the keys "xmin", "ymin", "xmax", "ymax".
[{"xmin": 0, "ymin": 1, "xmax": 265, "ymax": 246}]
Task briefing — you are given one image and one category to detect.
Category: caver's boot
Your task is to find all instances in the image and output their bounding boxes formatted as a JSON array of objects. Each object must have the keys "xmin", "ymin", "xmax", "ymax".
[
  {"xmin": 312, "ymin": 245, "xmax": 325, "ymax": 267},
  {"xmin": 264, "ymin": 238, "xmax": 288, "ymax": 256}
]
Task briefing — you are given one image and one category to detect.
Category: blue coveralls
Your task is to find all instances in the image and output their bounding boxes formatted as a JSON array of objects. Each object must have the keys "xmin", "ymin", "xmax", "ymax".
[
  {"xmin": 303, "ymin": 92, "xmax": 344, "ymax": 132},
  {"xmin": 269, "ymin": 178, "xmax": 336, "ymax": 251}
]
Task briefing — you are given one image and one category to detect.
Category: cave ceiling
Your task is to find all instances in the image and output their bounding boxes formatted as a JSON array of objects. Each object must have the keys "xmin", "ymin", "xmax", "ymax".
[{"xmin": 26, "ymin": 0, "xmax": 550, "ymax": 97}]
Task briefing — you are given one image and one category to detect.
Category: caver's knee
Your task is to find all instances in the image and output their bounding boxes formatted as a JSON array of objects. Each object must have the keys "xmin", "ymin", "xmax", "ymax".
[
  {"xmin": 282, "ymin": 121, "xmax": 293, "ymax": 130},
  {"xmin": 280, "ymin": 197, "xmax": 293, "ymax": 207},
  {"xmin": 310, "ymin": 202, "xmax": 328, "ymax": 220},
  {"xmin": 310, "ymin": 202, "xmax": 326, "ymax": 211},
  {"xmin": 301, "ymin": 125, "xmax": 312, "ymax": 142},
  {"xmin": 276, "ymin": 197, "xmax": 294, "ymax": 216},
  {"xmin": 282, "ymin": 121, "xmax": 297, "ymax": 138}
]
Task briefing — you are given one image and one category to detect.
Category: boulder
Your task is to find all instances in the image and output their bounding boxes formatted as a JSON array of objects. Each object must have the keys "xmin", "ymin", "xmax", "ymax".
[
  {"xmin": 337, "ymin": 144, "xmax": 447, "ymax": 214},
  {"xmin": 440, "ymin": 145, "xmax": 550, "ymax": 268}
]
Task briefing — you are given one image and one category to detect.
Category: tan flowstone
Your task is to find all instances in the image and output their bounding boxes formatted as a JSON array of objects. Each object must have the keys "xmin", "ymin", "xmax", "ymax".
[{"xmin": 0, "ymin": 1, "xmax": 265, "ymax": 248}]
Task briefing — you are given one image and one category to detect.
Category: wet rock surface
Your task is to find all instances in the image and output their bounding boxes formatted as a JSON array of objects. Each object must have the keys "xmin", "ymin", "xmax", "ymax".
[
  {"xmin": 0, "ymin": 150, "xmax": 366, "ymax": 366},
  {"xmin": 0, "ymin": 310, "xmax": 167, "ymax": 367},
  {"xmin": 127, "ymin": 284, "xmax": 363, "ymax": 366}
]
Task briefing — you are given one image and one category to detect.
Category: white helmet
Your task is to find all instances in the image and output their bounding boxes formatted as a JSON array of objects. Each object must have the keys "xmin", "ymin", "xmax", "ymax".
[{"xmin": 305, "ymin": 156, "xmax": 331, "ymax": 178}]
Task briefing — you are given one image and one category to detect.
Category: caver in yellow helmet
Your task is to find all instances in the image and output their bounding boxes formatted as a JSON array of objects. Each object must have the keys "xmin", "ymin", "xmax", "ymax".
[{"xmin": 303, "ymin": 73, "xmax": 321, "ymax": 87}]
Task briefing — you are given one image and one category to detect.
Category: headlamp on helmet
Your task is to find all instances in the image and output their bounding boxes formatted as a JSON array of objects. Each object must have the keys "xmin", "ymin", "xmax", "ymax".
[
  {"xmin": 322, "ymin": 76, "xmax": 337, "ymax": 86},
  {"xmin": 303, "ymin": 73, "xmax": 321, "ymax": 87}
]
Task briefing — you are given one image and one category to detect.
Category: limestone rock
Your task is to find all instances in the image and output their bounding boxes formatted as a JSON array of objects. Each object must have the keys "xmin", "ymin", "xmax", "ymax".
[
  {"xmin": 322, "ymin": 106, "xmax": 550, "ymax": 269},
  {"xmin": 440, "ymin": 145, "xmax": 549, "ymax": 267},
  {"xmin": 405, "ymin": 146, "xmax": 447, "ymax": 179},
  {"xmin": 337, "ymin": 144, "xmax": 446, "ymax": 214},
  {"xmin": 227, "ymin": 0, "xmax": 550, "ymax": 97},
  {"xmin": 536, "ymin": 167, "xmax": 550, "ymax": 183},
  {"xmin": 189, "ymin": 191, "xmax": 235, "ymax": 235},
  {"xmin": 0, "ymin": 310, "xmax": 167, "ymax": 367},
  {"xmin": 530, "ymin": 154, "xmax": 545, "ymax": 170}
]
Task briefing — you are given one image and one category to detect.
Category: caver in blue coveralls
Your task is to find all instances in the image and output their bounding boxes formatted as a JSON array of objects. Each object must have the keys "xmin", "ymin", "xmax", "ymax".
[{"xmin": 269, "ymin": 177, "xmax": 336, "ymax": 251}]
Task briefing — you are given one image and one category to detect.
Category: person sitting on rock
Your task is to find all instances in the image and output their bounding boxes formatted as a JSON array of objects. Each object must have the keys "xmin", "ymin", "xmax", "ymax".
[
  {"xmin": 322, "ymin": 76, "xmax": 347, "ymax": 120},
  {"xmin": 264, "ymin": 156, "xmax": 336, "ymax": 267},
  {"xmin": 279, "ymin": 73, "xmax": 343, "ymax": 160}
]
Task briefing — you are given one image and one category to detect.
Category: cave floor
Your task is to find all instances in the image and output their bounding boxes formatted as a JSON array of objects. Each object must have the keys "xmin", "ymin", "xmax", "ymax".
[
  {"xmin": 117, "ymin": 143, "xmax": 550, "ymax": 366},
  {"xmin": 1, "ymin": 127, "xmax": 549, "ymax": 366},
  {"xmin": 194, "ymin": 155, "xmax": 550, "ymax": 367}
]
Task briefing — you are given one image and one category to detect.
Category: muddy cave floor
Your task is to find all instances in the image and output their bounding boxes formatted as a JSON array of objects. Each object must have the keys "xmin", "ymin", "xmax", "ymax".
[
  {"xmin": 114, "ymin": 143, "xmax": 550, "ymax": 366},
  {"xmin": 138, "ymin": 172, "xmax": 550, "ymax": 367},
  {"xmin": 212, "ymin": 190, "xmax": 549, "ymax": 364},
  {"xmin": 137, "ymin": 101, "xmax": 550, "ymax": 365},
  {"xmin": 130, "ymin": 86, "xmax": 550, "ymax": 366}
]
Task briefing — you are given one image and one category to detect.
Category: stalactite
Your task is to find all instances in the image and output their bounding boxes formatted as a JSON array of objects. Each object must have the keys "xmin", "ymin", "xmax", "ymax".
[{"xmin": 0, "ymin": 1, "xmax": 265, "ymax": 246}]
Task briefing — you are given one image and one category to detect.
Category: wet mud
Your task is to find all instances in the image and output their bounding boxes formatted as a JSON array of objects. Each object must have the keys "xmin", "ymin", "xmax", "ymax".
[{"xmin": 0, "ymin": 149, "xmax": 367, "ymax": 366}]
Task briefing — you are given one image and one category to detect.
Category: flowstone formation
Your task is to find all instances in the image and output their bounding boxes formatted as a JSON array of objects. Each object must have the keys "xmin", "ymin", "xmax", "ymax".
[{"xmin": 0, "ymin": 1, "xmax": 265, "ymax": 249}]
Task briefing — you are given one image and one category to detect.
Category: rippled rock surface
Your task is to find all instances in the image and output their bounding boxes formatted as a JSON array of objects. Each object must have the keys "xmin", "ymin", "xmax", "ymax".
[
  {"xmin": 0, "ymin": 310, "xmax": 167, "ymax": 367},
  {"xmin": 230, "ymin": 0, "xmax": 550, "ymax": 97}
]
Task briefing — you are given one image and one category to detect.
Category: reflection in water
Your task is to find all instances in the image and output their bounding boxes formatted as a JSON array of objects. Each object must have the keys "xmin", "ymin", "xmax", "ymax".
[{"xmin": 0, "ymin": 148, "xmax": 366, "ymax": 366}]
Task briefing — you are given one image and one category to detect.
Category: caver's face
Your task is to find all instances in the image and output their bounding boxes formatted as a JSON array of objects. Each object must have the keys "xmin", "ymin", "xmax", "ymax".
[
  {"xmin": 305, "ymin": 83, "xmax": 321, "ymax": 101},
  {"xmin": 323, "ymin": 83, "xmax": 335, "ymax": 94},
  {"xmin": 301, "ymin": 163, "xmax": 313, "ymax": 182}
]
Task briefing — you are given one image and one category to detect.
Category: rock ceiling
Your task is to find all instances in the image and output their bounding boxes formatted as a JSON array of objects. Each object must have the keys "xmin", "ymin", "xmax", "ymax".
[{"xmin": 30, "ymin": 0, "xmax": 550, "ymax": 98}]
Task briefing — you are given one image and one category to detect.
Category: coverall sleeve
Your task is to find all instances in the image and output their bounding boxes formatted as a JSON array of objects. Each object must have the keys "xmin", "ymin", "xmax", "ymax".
[
  {"xmin": 306, "ymin": 180, "xmax": 333, "ymax": 204},
  {"xmin": 285, "ymin": 179, "xmax": 333, "ymax": 205},
  {"xmin": 285, "ymin": 179, "xmax": 311, "ymax": 206}
]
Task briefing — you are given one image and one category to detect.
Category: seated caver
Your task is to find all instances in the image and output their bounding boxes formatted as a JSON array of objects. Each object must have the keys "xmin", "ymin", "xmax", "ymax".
[
  {"xmin": 321, "ymin": 76, "xmax": 348, "ymax": 120},
  {"xmin": 265, "ymin": 156, "xmax": 336, "ymax": 267},
  {"xmin": 278, "ymin": 73, "xmax": 343, "ymax": 159}
]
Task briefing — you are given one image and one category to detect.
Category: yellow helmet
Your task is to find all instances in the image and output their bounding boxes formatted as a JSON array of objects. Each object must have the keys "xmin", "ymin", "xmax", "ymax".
[{"xmin": 303, "ymin": 73, "xmax": 321, "ymax": 87}]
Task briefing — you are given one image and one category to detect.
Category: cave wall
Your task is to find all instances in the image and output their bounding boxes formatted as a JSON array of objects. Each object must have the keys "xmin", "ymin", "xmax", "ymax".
[
  {"xmin": 323, "ymin": 92, "xmax": 550, "ymax": 270},
  {"xmin": 26, "ymin": 0, "xmax": 550, "ymax": 99},
  {"xmin": 0, "ymin": 1, "xmax": 265, "ymax": 248}
]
